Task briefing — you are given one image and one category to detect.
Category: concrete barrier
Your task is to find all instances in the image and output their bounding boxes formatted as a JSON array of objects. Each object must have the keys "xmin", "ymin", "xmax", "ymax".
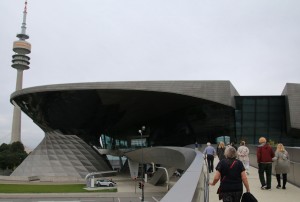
[{"xmin": 248, "ymin": 145, "xmax": 300, "ymax": 187}]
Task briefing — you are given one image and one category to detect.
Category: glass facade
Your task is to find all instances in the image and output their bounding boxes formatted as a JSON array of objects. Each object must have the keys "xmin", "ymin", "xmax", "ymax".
[
  {"xmin": 235, "ymin": 96, "xmax": 300, "ymax": 146},
  {"xmin": 100, "ymin": 134, "xmax": 129, "ymax": 149}
]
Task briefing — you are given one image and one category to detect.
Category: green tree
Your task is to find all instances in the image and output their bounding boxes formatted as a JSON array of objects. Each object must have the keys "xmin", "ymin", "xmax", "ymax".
[
  {"xmin": 0, "ymin": 142, "xmax": 28, "ymax": 170},
  {"xmin": 10, "ymin": 141, "xmax": 25, "ymax": 153},
  {"xmin": 0, "ymin": 150, "xmax": 10, "ymax": 169},
  {"xmin": 0, "ymin": 143, "xmax": 9, "ymax": 152}
]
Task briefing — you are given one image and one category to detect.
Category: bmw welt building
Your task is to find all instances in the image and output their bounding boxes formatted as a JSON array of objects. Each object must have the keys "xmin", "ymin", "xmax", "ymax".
[{"xmin": 9, "ymin": 81, "xmax": 300, "ymax": 179}]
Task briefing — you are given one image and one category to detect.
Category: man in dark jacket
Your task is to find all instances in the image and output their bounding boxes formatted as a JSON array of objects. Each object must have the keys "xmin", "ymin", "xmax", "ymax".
[{"xmin": 257, "ymin": 137, "xmax": 275, "ymax": 190}]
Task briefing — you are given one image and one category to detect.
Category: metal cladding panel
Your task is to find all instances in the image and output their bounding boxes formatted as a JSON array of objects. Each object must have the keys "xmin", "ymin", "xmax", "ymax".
[
  {"xmin": 282, "ymin": 83, "xmax": 300, "ymax": 130},
  {"xmin": 10, "ymin": 80, "xmax": 239, "ymax": 107},
  {"xmin": 11, "ymin": 131, "xmax": 112, "ymax": 178}
]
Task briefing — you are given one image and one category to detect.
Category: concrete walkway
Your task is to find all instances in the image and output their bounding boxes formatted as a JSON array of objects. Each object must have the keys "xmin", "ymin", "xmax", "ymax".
[{"xmin": 207, "ymin": 158, "xmax": 299, "ymax": 202}]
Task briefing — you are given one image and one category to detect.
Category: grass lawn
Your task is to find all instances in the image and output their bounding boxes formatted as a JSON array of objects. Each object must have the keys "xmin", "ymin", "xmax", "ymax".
[{"xmin": 0, "ymin": 184, "xmax": 117, "ymax": 193}]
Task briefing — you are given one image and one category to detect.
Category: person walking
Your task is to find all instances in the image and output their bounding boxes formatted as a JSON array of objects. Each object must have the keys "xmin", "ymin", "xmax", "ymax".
[
  {"xmin": 217, "ymin": 141, "xmax": 226, "ymax": 161},
  {"xmin": 273, "ymin": 143, "xmax": 290, "ymax": 189},
  {"xmin": 195, "ymin": 141, "xmax": 199, "ymax": 151},
  {"xmin": 257, "ymin": 137, "xmax": 274, "ymax": 190},
  {"xmin": 203, "ymin": 142, "xmax": 216, "ymax": 173},
  {"xmin": 237, "ymin": 141, "xmax": 250, "ymax": 175},
  {"xmin": 209, "ymin": 146, "xmax": 250, "ymax": 202}
]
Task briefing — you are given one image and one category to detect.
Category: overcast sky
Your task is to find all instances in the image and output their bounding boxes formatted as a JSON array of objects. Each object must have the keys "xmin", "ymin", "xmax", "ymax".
[{"xmin": 1, "ymin": 0, "xmax": 300, "ymax": 149}]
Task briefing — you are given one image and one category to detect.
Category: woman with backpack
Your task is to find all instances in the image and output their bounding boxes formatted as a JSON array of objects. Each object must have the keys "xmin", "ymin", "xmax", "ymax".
[{"xmin": 209, "ymin": 146, "xmax": 250, "ymax": 202}]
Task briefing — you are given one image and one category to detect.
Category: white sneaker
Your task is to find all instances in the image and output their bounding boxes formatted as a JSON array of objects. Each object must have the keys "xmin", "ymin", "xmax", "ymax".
[{"xmin": 261, "ymin": 185, "xmax": 267, "ymax": 190}]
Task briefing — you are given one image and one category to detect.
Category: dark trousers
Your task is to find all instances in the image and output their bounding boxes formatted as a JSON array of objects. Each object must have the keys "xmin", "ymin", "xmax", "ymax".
[
  {"xmin": 258, "ymin": 163, "xmax": 272, "ymax": 188},
  {"xmin": 222, "ymin": 191, "xmax": 243, "ymax": 202},
  {"xmin": 276, "ymin": 173, "xmax": 287, "ymax": 188},
  {"xmin": 207, "ymin": 154, "xmax": 214, "ymax": 173}
]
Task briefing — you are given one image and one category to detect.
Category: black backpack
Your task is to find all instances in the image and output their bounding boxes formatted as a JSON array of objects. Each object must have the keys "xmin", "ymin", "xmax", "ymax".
[{"xmin": 241, "ymin": 192, "xmax": 258, "ymax": 202}]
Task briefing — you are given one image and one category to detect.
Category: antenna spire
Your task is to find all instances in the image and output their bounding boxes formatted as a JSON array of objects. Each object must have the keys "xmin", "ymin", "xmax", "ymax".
[
  {"xmin": 19, "ymin": 0, "xmax": 29, "ymax": 39},
  {"xmin": 24, "ymin": 0, "xmax": 28, "ymax": 12}
]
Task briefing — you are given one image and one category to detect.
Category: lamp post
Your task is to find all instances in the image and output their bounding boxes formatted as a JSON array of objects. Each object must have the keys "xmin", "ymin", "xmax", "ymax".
[{"xmin": 138, "ymin": 126, "xmax": 146, "ymax": 202}]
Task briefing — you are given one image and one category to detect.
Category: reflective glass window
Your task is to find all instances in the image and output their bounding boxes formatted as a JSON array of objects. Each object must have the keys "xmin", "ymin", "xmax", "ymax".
[
  {"xmin": 234, "ymin": 96, "xmax": 287, "ymax": 145},
  {"xmin": 243, "ymin": 112, "xmax": 255, "ymax": 121},
  {"xmin": 257, "ymin": 98, "xmax": 268, "ymax": 106},
  {"xmin": 256, "ymin": 113, "xmax": 268, "ymax": 121},
  {"xmin": 270, "ymin": 98, "xmax": 283, "ymax": 106},
  {"xmin": 256, "ymin": 105, "xmax": 268, "ymax": 113},
  {"xmin": 243, "ymin": 98, "xmax": 255, "ymax": 105},
  {"xmin": 131, "ymin": 138, "xmax": 146, "ymax": 148},
  {"xmin": 242, "ymin": 127, "xmax": 254, "ymax": 136},
  {"xmin": 243, "ymin": 105, "xmax": 255, "ymax": 112},
  {"xmin": 270, "ymin": 106, "xmax": 282, "ymax": 113},
  {"xmin": 256, "ymin": 128, "xmax": 268, "ymax": 135},
  {"xmin": 256, "ymin": 121, "xmax": 267, "ymax": 127}
]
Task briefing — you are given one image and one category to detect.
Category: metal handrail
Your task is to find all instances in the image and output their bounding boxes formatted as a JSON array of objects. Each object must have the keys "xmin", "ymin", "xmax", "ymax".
[
  {"xmin": 203, "ymin": 157, "xmax": 210, "ymax": 202},
  {"xmin": 289, "ymin": 160, "xmax": 300, "ymax": 164}
]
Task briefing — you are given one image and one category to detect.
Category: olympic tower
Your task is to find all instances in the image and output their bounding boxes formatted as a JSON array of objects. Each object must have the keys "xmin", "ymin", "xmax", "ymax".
[{"xmin": 10, "ymin": 0, "xmax": 31, "ymax": 143}]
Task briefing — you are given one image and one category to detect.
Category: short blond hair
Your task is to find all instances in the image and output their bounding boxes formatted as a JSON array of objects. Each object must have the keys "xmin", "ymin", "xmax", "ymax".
[{"xmin": 259, "ymin": 137, "xmax": 266, "ymax": 144}]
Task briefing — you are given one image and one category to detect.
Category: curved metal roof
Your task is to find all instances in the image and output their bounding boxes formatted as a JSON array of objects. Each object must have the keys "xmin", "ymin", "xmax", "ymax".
[{"xmin": 11, "ymin": 80, "xmax": 239, "ymax": 107}]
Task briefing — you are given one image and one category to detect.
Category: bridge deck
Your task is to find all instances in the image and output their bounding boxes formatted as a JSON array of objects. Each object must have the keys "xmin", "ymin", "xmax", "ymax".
[{"xmin": 208, "ymin": 158, "xmax": 299, "ymax": 202}]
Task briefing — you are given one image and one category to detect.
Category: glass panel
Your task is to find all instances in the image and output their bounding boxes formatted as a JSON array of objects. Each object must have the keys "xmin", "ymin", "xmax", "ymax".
[
  {"xmin": 243, "ymin": 112, "xmax": 255, "ymax": 121},
  {"xmin": 269, "ymin": 128, "xmax": 282, "ymax": 135},
  {"xmin": 257, "ymin": 98, "xmax": 268, "ymax": 106},
  {"xmin": 269, "ymin": 106, "xmax": 282, "ymax": 113},
  {"xmin": 269, "ymin": 114, "xmax": 283, "ymax": 121},
  {"xmin": 256, "ymin": 121, "xmax": 268, "ymax": 127},
  {"xmin": 240, "ymin": 135, "xmax": 255, "ymax": 144},
  {"xmin": 131, "ymin": 138, "xmax": 146, "ymax": 148},
  {"xmin": 235, "ymin": 110, "xmax": 241, "ymax": 121},
  {"xmin": 243, "ymin": 121, "xmax": 255, "ymax": 127},
  {"xmin": 242, "ymin": 127, "xmax": 254, "ymax": 136},
  {"xmin": 243, "ymin": 105, "xmax": 255, "ymax": 112},
  {"xmin": 256, "ymin": 113, "xmax": 268, "ymax": 121},
  {"xmin": 270, "ymin": 98, "xmax": 283, "ymax": 106},
  {"xmin": 243, "ymin": 98, "xmax": 255, "ymax": 105},
  {"xmin": 269, "ymin": 121, "xmax": 282, "ymax": 128},
  {"xmin": 256, "ymin": 105, "xmax": 268, "ymax": 113},
  {"xmin": 236, "ymin": 129, "xmax": 241, "ymax": 137},
  {"xmin": 256, "ymin": 128, "xmax": 268, "ymax": 135}
]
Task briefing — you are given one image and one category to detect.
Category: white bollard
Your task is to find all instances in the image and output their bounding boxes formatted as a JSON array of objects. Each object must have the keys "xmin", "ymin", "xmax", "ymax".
[{"xmin": 91, "ymin": 177, "xmax": 95, "ymax": 188}]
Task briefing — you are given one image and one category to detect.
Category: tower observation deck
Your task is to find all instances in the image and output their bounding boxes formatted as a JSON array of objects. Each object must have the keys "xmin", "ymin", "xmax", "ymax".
[
  {"xmin": 12, "ymin": 0, "xmax": 31, "ymax": 74},
  {"xmin": 10, "ymin": 0, "xmax": 31, "ymax": 143}
]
